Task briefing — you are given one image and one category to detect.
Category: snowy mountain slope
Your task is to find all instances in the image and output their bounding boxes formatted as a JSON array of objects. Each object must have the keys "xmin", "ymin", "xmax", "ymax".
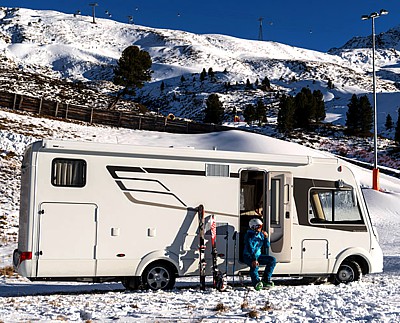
[
  {"xmin": 1, "ymin": 7, "xmax": 400, "ymax": 127},
  {"xmin": 329, "ymin": 25, "xmax": 400, "ymax": 85},
  {"xmin": 1, "ymin": 7, "xmax": 355, "ymax": 83},
  {"xmin": 330, "ymin": 24, "xmax": 400, "ymax": 51}
]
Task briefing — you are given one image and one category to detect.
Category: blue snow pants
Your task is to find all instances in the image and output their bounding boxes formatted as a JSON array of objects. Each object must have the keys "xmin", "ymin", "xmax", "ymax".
[{"xmin": 244, "ymin": 255, "xmax": 277, "ymax": 286}]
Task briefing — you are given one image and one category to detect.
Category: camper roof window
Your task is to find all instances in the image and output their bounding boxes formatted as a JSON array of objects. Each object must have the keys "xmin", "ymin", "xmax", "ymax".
[{"xmin": 51, "ymin": 158, "xmax": 86, "ymax": 187}]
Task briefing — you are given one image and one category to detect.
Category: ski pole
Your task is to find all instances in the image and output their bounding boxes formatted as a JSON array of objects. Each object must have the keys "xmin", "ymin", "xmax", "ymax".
[
  {"xmin": 224, "ymin": 224, "xmax": 228, "ymax": 276},
  {"xmin": 232, "ymin": 231, "xmax": 237, "ymax": 285}
]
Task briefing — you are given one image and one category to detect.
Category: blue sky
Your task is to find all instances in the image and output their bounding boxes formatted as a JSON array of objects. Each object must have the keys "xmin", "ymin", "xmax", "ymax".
[{"xmin": 3, "ymin": 1, "xmax": 399, "ymax": 51}]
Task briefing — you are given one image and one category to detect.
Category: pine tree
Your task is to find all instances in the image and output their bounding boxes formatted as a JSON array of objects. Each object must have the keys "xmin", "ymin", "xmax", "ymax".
[
  {"xmin": 180, "ymin": 75, "xmax": 186, "ymax": 83},
  {"xmin": 303, "ymin": 87, "xmax": 317, "ymax": 123},
  {"xmin": 245, "ymin": 79, "xmax": 252, "ymax": 89},
  {"xmin": 345, "ymin": 94, "xmax": 361, "ymax": 135},
  {"xmin": 261, "ymin": 76, "xmax": 271, "ymax": 90},
  {"xmin": 255, "ymin": 99, "xmax": 267, "ymax": 124},
  {"xmin": 359, "ymin": 95, "xmax": 373, "ymax": 136},
  {"xmin": 243, "ymin": 104, "xmax": 256, "ymax": 124},
  {"xmin": 204, "ymin": 94, "xmax": 224, "ymax": 124},
  {"xmin": 345, "ymin": 94, "xmax": 373, "ymax": 136},
  {"xmin": 160, "ymin": 81, "xmax": 165, "ymax": 92},
  {"xmin": 385, "ymin": 114, "xmax": 394, "ymax": 130},
  {"xmin": 200, "ymin": 68, "xmax": 207, "ymax": 82},
  {"xmin": 111, "ymin": 45, "xmax": 152, "ymax": 108},
  {"xmin": 294, "ymin": 90, "xmax": 310, "ymax": 128},
  {"xmin": 313, "ymin": 90, "xmax": 326, "ymax": 122},
  {"xmin": 113, "ymin": 46, "xmax": 152, "ymax": 91},
  {"xmin": 277, "ymin": 95, "xmax": 295, "ymax": 133},
  {"xmin": 395, "ymin": 108, "xmax": 400, "ymax": 143},
  {"xmin": 207, "ymin": 67, "xmax": 215, "ymax": 78}
]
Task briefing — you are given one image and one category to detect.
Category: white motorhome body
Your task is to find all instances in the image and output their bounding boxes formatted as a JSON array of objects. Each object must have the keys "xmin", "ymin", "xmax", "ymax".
[{"xmin": 14, "ymin": 139, "xmax": 383, "ymax": 289}]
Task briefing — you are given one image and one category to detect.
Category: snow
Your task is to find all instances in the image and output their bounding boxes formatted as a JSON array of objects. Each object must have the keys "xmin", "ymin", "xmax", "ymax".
[
  {"xmin": 1, "ymin": 6, "xmax": 400, "ymax": 321},
  {"xmin": 1, "ymin": 108, "xmax": 400, "ymax": 322}
]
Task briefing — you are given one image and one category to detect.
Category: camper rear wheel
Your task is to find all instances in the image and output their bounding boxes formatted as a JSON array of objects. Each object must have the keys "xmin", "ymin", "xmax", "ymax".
[
  {"xmin": 333, "ymin": 260, "xmax": 362, "ymax": 285},
  {"xmin": 142, "ymin": 261, "xmax": 176, "ymax": 290}
]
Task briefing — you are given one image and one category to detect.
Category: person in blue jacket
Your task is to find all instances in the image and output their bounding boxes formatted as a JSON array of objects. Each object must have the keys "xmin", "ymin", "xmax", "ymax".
[{"xmin": 243, "ymin": 218, "xmax": 276, "ymax": 290}]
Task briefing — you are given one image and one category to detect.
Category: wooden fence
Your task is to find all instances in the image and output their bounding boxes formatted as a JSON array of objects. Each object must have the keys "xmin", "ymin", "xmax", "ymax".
[{"xmin": 0, "ymin": 91, "xmax": 228, "ymax": 134}]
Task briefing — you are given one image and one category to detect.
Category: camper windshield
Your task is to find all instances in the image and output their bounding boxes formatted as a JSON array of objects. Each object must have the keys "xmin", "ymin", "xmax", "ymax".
[
  {"xmin": 361, "ymin": 187, "xmax": 378, "ymax": 237},
  {"xmin": 309, "ymin": 188, "xmax": 364, "ymax": 224}
]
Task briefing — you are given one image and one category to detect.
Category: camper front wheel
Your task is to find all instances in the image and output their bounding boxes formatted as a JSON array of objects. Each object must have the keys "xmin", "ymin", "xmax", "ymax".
[
  {"xmin": 142, "ymin": 261, "xmax": 176, "ymax": 290},
  {"xmin": 333, "ymin": 260, "xmax": 362, "ymax": 285}
]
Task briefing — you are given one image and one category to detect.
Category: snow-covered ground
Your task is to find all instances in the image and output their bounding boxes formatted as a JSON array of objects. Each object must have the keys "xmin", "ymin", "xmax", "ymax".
[{"xmin": 0, "ymin": 108, "xmax": 399, "ymax": 321}]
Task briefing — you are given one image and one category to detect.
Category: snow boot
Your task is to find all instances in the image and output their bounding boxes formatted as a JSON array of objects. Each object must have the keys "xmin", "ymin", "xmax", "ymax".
[
  {"xmin": 262, "ymin": 280, "xmax": 274, "ymax": 288},
  {"xmin": 255, "ymin": 281, "xmax": 264, "ymax": 291}
]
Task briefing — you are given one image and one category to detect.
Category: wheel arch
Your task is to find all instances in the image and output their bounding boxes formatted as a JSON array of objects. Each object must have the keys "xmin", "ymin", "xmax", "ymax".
[
  {"xmin": 135, "ymin": 250, "xmax": 180, "ymax": 277},
  {"xmin": 333, "ymin": 247, "xmax": 371, "ymax": 275}
]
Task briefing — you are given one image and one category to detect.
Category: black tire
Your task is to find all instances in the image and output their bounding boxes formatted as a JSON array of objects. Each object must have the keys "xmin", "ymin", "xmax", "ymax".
[
  {"xmin": 333, "ymin": 260, "xmax": 362, "ymax": 285},
  {"xmin": 122, "ymin": 276, "xmax": 140, "ymax": 290},
  {"xmin": 142, "ymin": 262, "xmax": 176, "ymax": 290}
]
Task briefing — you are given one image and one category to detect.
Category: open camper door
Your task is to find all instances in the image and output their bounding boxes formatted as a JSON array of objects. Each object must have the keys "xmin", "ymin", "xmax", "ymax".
[
  {"xmin": 36, "ymin": 202, "xmax": 98, "ymax": 277},
  {"xmin": 265, "ymin": 172, "xmax": 293, "ymax": 263}
]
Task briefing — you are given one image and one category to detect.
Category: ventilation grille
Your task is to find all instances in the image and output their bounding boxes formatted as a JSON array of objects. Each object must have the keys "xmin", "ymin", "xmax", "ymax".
[{"xmin": 206, "ymin": 164, "xmax": 229, "ymax": 177}]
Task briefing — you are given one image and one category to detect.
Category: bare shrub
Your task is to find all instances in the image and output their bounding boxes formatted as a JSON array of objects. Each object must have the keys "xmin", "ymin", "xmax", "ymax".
[
  {"xmin": 241, "ymin": 300, "xmax": 249, "ymax": 309},
  {"xmin": 215, "ymin": 302, "xmax": 229, "ymax": 312},
  {"xmin": 248, "ymin": 309, "xmax": 259, "ymax": 318},
  {"xmin": 0, "ymin": 266, "xmax": 15, "ymax": 277},
  {"xmin": 261, "ymin": 301, "xmax": 273, "ymax": 311}
]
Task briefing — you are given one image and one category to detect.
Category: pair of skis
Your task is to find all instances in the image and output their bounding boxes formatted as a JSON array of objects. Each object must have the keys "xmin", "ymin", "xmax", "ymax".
[
  {"xmin": 197, "ymin": 205, "xmax": 227, "ymax": 291},
  {"xmin": 197, "ymin": 205, "xmax": 207, "ymax": 291}
]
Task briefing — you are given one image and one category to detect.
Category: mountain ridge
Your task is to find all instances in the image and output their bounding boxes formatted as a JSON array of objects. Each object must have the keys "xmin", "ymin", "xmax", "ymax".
[{"xmin": 1, "ymin": 7, "xmax": 400, "ymax": 132}]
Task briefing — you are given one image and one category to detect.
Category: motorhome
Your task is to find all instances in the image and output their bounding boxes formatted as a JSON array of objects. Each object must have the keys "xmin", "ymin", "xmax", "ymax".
[{"xmin": 13, "ymin": 139, "xmax": 383, "ymax": 290}]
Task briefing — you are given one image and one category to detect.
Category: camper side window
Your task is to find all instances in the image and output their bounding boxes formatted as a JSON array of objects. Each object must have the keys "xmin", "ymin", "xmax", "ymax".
[
  {"xmin": 51, "ymin": 158, "xmax": 86, "ymax": 187},
  {"xmin": 309, "ymin": 188, "xmax": 363, "ymax": 224}
]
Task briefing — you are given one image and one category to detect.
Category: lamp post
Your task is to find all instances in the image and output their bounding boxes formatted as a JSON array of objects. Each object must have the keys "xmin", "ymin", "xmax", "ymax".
[{"xmin": 361, "ymin": 9, "xmax": 388, "ymax": 191}]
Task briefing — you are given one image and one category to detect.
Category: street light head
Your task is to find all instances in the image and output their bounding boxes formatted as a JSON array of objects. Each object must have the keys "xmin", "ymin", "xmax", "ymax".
[
  {"xmin": 380, "ymin": 9, "xmax": 389, "ymax": 15},
  {"xmin": 361, "ymin": 15, "xmax": 369, "ymax": 20},
  {"xmin": 370, "ymin": 12, "xmax": 379, "ymax": 18}
]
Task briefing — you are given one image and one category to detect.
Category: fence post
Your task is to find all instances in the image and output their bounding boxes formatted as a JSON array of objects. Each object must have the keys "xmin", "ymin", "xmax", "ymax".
[
  {"xmin": 12, "ymin": 93, "xmax": 17, "ymax": 110},
  {"xmin": 38, "ymin": 98, "xmax": 43, "ymax": 115},
  {"xmin": 55, "ymin": 102, "xmax": 59, "ymax": 117},
  {"xmin": 118, "ymin": 112, "xmax": 122, "ymax": 127},
  {"xmin": 139, "ymin": 116, "xmax": 142, "ymax": 130},
  {"xmin": 65, "ymin": 103, "xmax": 69, "ymax": 119},
  {"xmin": 90, "ymin": 108, "xmax": 94, "ymax": 124},
  {"xmin": 18, "ymin": 95, "xmax": 24, "ymax": 110}
]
